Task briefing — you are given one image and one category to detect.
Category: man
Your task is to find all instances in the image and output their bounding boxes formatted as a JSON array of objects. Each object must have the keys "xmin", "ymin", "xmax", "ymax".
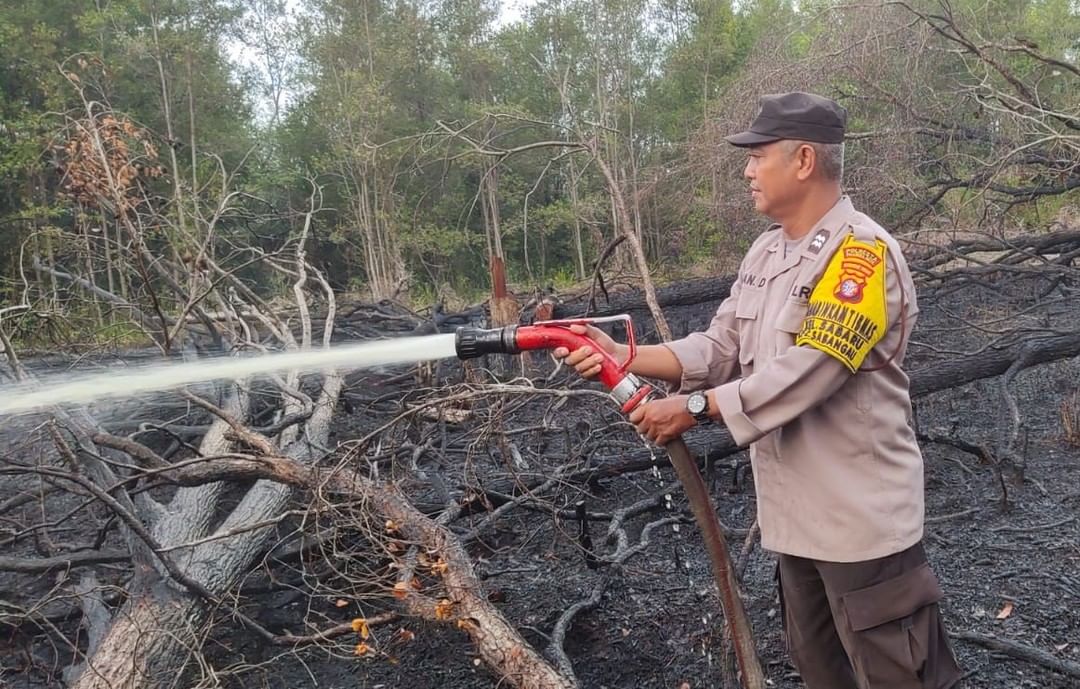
[{"xmin": 554, "ymin": 92, "xmax": 962, "ymax": 688}]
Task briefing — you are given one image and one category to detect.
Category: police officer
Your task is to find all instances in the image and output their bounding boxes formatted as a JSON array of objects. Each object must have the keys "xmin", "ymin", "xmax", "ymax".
[{"xmin": 555, "ymin": 92, "xmax": 963, "ymax": 688}]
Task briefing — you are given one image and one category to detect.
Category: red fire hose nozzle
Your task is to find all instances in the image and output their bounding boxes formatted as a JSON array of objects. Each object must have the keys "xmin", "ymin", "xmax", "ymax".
[{"xmin": 454, "ymin": 315, "xmax": 654, "ymax": 413}]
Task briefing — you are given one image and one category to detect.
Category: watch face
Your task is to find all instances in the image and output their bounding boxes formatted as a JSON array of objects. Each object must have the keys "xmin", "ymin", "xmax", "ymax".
[{"xmin": 688, "ymin": 393, "xmax": 706, "ymax": 414}]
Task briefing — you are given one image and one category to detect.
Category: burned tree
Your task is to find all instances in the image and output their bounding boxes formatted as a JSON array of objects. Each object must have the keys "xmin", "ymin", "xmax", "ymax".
[{"xmin": 0, "ymin": 67, "xmax": 598, "ymax": 689}]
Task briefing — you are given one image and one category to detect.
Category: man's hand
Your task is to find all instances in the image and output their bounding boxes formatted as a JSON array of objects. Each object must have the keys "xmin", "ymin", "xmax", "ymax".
[
  {"xmin": 551, "ymin": 324, "xmax": 627, "ymax": 379},
  {"xmin": 629, "ymin": 395, "xmax": 696, "ymax": 445}
]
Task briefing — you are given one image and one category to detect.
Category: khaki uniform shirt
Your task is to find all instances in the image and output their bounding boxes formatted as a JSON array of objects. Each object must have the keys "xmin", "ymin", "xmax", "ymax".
[{"xmin": 665, "ymin": 197, "xmax": 923, "ymax": 562}]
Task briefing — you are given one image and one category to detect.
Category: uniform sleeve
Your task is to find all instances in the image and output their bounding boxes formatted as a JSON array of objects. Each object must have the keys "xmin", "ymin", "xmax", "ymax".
[
  {"xmin": 661, "ymin": 277, "xmax": 742, "ymax": 394},
  {"xmin": 712, "ymin": 348, "xmax": 849, "ymax": 446},
  {"xmin": 713, "ymin": 234, "xmax": 909, "ymax": 447}
]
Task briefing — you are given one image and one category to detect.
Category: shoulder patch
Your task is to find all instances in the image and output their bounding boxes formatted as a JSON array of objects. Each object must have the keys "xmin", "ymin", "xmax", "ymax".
[{"xmin": 795, "ymin": 235, "xmax": 888, "ymax": 372}]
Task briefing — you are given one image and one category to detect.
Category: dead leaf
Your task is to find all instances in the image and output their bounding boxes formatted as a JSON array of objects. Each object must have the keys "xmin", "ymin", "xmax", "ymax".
[
  {"xmin": 396, "ymin": 628, "xmax": 415, "ymax": 643},
  {"xmin": 996, "ymin": 601, "xmax": 1014, "ymax": 620},
  {"xmin": 352, "ymin": 618, "xmax": 370, "ymax": 640},
  {"xmin": 392, "ymin": 581, "xmax": 408, "ymax": 600},
  {"xmin": 335, "ymin": 599, "xmax": 349, "ymax": 608},
  {"xmin": 434, "ymin": 598, "xmax": 454, "ymax": 621},
  {"xmin": 679, "ymin": 683, "xmax": 691, "ymax": 689},
  {"xmin": 430, "ymin": 558, "xmax": 449, "ymax": 576},
  {"xmin": 354, "ymin": 642, "xmax": 371, "ymax": 656}
]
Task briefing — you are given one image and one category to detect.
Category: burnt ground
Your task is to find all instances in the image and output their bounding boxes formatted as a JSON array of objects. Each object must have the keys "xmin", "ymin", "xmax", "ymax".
[
  {"xmin": 3, "ymin": 280, "xmax": 1080, "ymax": 689},
  {"xmin": 233, "ymin": 290, "xmax": 1080, "ymax": 689}
]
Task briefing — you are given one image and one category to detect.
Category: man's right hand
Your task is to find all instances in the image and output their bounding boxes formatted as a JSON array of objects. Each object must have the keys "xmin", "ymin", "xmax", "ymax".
[{"xmin": 551, "ymin": 324, "xmax": 626, "ymax": 379}]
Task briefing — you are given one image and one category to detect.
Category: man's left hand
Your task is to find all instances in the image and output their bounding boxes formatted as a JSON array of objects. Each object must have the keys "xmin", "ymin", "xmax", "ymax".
[{"xmin": 629, "ymin": 395, "xmax": 696, "ymax": 446}]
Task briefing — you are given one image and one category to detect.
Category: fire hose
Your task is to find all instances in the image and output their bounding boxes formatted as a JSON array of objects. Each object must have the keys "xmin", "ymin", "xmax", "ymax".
[{"xmin": 456, "ymin": 315, "xmax": 765, "ymax": 688}]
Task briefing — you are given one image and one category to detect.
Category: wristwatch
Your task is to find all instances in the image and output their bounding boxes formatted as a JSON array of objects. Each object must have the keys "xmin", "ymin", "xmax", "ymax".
[{"xmin": 686, "ymin": 391, "xmax": 711, "ymax": 424}]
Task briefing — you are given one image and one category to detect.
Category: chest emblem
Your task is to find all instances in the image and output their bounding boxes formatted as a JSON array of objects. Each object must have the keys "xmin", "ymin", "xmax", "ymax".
[{"xmin": 833, "ymin": 243, "xmax": 883, "ymax": 304}]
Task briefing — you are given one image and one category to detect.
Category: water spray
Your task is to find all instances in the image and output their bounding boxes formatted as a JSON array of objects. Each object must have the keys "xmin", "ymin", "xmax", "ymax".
[
  {"xmin": 454, "ymin": 315, "xmax": 765, "ymax": 687},
  {"xmin": 0, "ymin": 335, "xmax": 459, "ymax": 417},
  {"xmin": 0, "ymin": 310, "xmax": 763, "ymax": 685}
]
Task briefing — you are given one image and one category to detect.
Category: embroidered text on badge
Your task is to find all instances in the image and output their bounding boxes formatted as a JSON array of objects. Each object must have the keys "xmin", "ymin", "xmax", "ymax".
[{"xmin": 796, "ymin": 235, "xmax": 888, "ymax": 372}]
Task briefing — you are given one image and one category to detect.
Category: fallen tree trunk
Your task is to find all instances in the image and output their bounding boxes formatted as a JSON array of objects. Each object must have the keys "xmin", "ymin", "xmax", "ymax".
[
  {"xmin": 908, "ymin": 332, "xmax": 1080, "ymax": 398},
  {"xmin": 68, "ymin": 587, "xmax": 206, "ymax": 689},
  {"xmin": 374, "ymin": 482, "xmax": 575, "ymax": 689},
  {"xmin": 953, "ymin": 631, "xmax": 1080, "ymax": 680},
  {"xmin": 552, "ymin": 224, "xmax": 1078, "ymax": 320},
  {"xmin": 96, "ymin": 454, "xmax": 578, "ymax": 689},
  {"xmin": 907, "ymin": 227, "xmax": 1080, "ymax": 271},
  {"xmin": 553, "ymin": 275, "xmax": 736, "ymax": 319}
]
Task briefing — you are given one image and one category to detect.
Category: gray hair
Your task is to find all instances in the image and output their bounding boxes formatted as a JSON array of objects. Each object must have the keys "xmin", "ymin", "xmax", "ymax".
[{"xmin": 784, "ymin": 140, "xmax": 845, "ymax": 182}]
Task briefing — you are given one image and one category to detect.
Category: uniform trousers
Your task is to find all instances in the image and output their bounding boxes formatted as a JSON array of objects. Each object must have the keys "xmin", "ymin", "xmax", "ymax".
[{"xmin": 777, "ymin": 541, "xmax": 963, "ymax": 689}]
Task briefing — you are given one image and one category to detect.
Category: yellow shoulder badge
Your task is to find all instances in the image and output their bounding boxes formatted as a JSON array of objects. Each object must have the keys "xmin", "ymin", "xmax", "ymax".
[{"xmin": 795, "ymin": 234, "xmax": 888, "ymax": 372}]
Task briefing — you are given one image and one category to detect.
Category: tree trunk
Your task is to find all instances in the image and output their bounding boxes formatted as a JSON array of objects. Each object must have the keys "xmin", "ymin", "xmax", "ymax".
[
  {"xmin": 70, "ymin": 378, "xmax": 342, "ymax": 688},
  {"xmin": 592, "ymin": 153, "xmax": 672, "ymax": 340},
  {"xmin": 568, "ymin": 157, "xmax": 587, "ymax": 279},
  {"xmin": 71, "ymin": 586, "xmax": 204, "ymax": 689}
]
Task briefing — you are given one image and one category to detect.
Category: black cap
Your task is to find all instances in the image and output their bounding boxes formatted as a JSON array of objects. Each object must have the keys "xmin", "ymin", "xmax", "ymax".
[{"xmin": 725, "ymin": 92, "xmax": 847, "ymax": 147}]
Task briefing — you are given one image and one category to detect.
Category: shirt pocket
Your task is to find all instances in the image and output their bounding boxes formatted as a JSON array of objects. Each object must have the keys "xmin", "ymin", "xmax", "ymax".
[
  {"xmin": 735, "ymin": 289, "xmax": 762, "ymax": 368},
  {"xmin": 773, "ymin": 298, "xmax": 808, "ymax": 356}
]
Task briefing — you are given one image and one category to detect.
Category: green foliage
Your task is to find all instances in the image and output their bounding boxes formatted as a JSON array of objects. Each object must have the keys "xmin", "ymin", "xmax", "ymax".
[{"xmin": 0, "ymin": 0, "xmax": 1075, "ymax": 346}]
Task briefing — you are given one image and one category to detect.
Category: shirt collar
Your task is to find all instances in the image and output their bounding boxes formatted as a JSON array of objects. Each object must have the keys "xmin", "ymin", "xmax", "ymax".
[{"xmin": 765, "ymin": 196, "xmax": 853, "ymax": 256}]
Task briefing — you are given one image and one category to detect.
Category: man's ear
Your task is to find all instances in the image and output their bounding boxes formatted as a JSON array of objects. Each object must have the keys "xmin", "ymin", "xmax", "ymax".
[{"xmin": 795, "ymin": 144, "xmax": 816, "ymax": 181}]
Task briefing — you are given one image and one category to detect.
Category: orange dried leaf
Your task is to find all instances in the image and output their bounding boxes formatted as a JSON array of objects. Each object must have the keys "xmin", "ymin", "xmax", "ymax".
[
  {"xmin": 434, "ymin": 598, "xmax": 454, "ymax": 621},
  {"xmin": 996, "ymin": 601, "xmax": 1014, "ymax": 620},
  {"xmin": 396, "ymin": 628, "xmax": 415, "ymax": 643},
  {"xmin": 410, "ymin": 578, "xmax": 423, "ymax": 591},
  {"xmin": 352, "ymin": 618, "xmax": 370, "ymax": 640},
  {"xmin": 385, "ymin": 519, "xmax": 399, "ymax": 533},
  {"xmin": 354, "ymin": 642, "xmax": 371, "ymax": 656},
  {"xmin": 392, "ymin": 581, "xmax": 408, "ymax": 600},
  {"xmin": 430, "ymin": 559, "xmax": 449, "ymax": 576}
]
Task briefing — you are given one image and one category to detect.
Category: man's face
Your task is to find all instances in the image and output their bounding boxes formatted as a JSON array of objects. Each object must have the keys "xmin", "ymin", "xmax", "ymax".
[{"xmin": 743, "ymin": 141, "xmax": 799, "ymax": 218}]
